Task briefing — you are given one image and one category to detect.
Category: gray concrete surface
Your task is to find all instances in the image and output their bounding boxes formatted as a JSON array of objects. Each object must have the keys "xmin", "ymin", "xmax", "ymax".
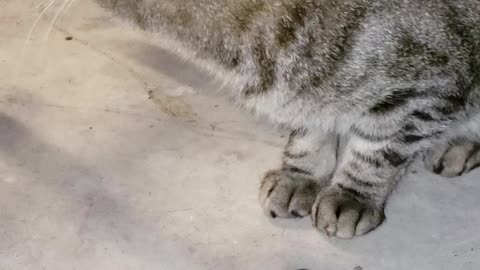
[{"xmin": 1, "ymin": 1, "xmax": 480, "ymax": 269}]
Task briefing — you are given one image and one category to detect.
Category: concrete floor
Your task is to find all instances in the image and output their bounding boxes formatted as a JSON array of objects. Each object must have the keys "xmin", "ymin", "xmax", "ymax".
[{"xmin": 1, "ymin": 1, "xmax": 480, "ymax": 269}]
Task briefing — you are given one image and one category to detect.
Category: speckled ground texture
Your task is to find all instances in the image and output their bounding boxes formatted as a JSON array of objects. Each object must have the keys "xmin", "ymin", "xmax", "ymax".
[{"xmin": 1, "ymin": 1, "xmax": 480, "ymax": 269}]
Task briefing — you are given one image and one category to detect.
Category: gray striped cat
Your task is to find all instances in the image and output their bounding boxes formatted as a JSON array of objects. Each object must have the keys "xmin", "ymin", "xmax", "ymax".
[{"xmin": 96, "ymin": 0, "xmax": 480, "ymax": 238}]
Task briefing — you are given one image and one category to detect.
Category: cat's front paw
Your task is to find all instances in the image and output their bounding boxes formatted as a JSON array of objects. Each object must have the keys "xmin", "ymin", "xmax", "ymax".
[
  {"xmin": 311, "ymin": 185, "xmax": 385, "ymax": 239},
  {"xmin": 259, "ymin": 170, "xmax": 320, "ymax": 219}
]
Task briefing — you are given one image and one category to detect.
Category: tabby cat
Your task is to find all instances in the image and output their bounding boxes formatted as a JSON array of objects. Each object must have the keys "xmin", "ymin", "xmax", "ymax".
[{"xmin": 95, "ymin": 0, "xmax": 480, "ymax": 238}]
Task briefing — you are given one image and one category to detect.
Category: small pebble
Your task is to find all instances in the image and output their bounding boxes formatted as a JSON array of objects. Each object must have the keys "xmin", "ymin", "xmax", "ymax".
[
  {"xmin": 65, "ymin": 36, "xmax": 73, "ymax": 41},
  {"xmin": 354, "ymin": 266, "xmax": 363, "ymax": 270}
]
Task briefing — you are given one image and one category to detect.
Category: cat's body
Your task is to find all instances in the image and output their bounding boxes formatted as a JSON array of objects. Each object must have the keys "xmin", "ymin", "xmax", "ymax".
[{"xmin": 97, "ymin": 0, "xmax": 480, "ymax": 238}]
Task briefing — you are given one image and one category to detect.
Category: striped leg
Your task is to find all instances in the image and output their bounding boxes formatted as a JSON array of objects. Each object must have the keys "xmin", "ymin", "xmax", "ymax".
[
  {"xmin": 311, "ymin": 134, "xmax": 402, "ymax": 238},
  {"xmin": 312, "ymin": 118, "xmax": 440, "ymax": 238},
  {"xmin": 311, "ymin": 78, "xmax": 470, "ymax": 238},
  {"xmin": 314, "ymin": 136, "xmax": 480, "ymax": 238},
  {"xmin": 259, "ymin": 128, "xmax": 338, "ymax": 219}
]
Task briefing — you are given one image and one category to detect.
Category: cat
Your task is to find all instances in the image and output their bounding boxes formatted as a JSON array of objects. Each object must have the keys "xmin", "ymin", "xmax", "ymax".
[{"xmin": 95, "ymin": 0, "xmax": 480, "ymax": 238}]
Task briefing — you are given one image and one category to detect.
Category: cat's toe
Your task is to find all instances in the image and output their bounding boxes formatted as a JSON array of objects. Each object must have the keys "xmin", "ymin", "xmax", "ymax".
[
  {"xmin": 312, "ymin": 186, "xmax": 384, "ymax": 239},
  {"xmin": 426, "ymin": 143, "xmax": 480, "ymax": 178},
  {"xmin": 435, "ymin": 149, "xmax": 467, "ymax": 177},
  {"xmin": 259, "ymin": 170, "xmax": 320, "ymax": 219}
]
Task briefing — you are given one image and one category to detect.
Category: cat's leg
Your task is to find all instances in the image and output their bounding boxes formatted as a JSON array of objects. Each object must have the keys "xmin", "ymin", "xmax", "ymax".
[
  {"xmin": 425, "ymin": 141, "xmax": 480, "ymax": 177},
  {"xmin": 259, "ymin": 128, "xmax": 338, "ymax": 219},
  {"xmin": 311, "ymin": 138, "xmax": 396, "ymax": 238},
  {"xmin": 311, "ymin": 118, "xmax": 428, "ymax": 238},
  {"xmin": 311, "ymin": 95, "xmax": 473, "ymax": 238}
]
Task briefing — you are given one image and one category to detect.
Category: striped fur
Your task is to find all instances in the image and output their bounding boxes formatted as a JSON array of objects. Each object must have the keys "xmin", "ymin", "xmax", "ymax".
[{"xmin": 96, "ymin": 0, "xmax": 480, "ymax": 238}]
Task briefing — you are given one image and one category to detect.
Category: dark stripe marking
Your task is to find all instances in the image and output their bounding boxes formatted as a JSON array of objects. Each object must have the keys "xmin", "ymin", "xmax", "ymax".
[
  {"xmin": 337, "ymin": 183, "xmax": 370, "ymax": 202},
  {"xmin": 312, "ymin": 200, "xmax": 319, "ymax": 227},
  {"xmin": 287, "ymin": 190, "xmax": 296, "ymax": 205},
  {"xmin": 411, "ymin": 110, "xmax": 435, "ymax": 121},
  {"xmin": 403, "ymin": 123, "xmax": 417, "ymax": 132},
  {"xmin": 352, "ymin": 150, "xmax": 382, "ymax": 168},
  {"xmin": 282, "ymin": 165, "xmax": 312, "ymax": 175},
  {"xmin": 401, "ymin": 130, "xmax": 443, "ymax": 144},
  {"xmin": 434, "ymin": 94, "xmax": 467, "ymax": 115},
  {"xmin": 401, "ymin": 134, "xmax": 427, "ymax": 143},
  {"xmin": 267, "ymin": 184, "xmax": 276, "ymax": 198},
  {"xmin": 287, "ymin": 128, "xmax": 309, "ymax": 146},
  {"xmin": 245, "ymin": 35, "xmax": 276, "ymax": 97},
  {"xmin": 380, "ymin": 149, "xmax": 408, "ymax": 167},
  {"xmin": 276, "ymin": 3, "xmax": 307, "ymax": 48},
  {"xmin": 283, "ymin": 150, "xmax": 309, "ymax": 159},
  {"xmin": 369, "ymin": 88, "xmax": 419, "ymax": 114},
  {"xmin": 343, "ymin": 170, "xmax": 383, "ymax": 188},
  {"xmin": 444, "ymin": 94, "xmax": 467, "ymax": 108}
]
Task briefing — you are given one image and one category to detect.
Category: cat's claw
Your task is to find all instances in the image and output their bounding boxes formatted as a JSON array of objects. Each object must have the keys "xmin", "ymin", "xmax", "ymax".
[
  {"xmin": 259, "ymin": 170, "xmax": 320, "ymax": 219},
  {"xmin": 311, "ymin": 186, "xmax": 385, "ymax": 239}
]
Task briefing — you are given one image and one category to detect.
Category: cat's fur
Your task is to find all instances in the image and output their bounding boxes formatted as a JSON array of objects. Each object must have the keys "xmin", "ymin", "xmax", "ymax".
[{"xmin": 96, "ymin": 0, "xmax": 480, "ymax": 238}]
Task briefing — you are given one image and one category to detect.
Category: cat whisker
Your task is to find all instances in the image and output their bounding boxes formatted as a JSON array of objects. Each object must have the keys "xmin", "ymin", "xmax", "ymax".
[
  {"xmin": 63, "ymin": 0, "xmax": 77, "ymax": 16},
  {"xmin": 25, "ymin": 0, "xmax": 57, "ymax": 44},
  {"xmin": 44, "ymin": 0, "xmax": 71, "ymax": 43},
  {"xmin": 36, "ymin": 0, "xmax": 71, "ymax": 64},
  {"xmin": 15, "ymin": 0, "xmax": 58, "ymax": 78},
  {"xmin": 36, "ymin": 0, "xmax": 54, "ymax": 10}
]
